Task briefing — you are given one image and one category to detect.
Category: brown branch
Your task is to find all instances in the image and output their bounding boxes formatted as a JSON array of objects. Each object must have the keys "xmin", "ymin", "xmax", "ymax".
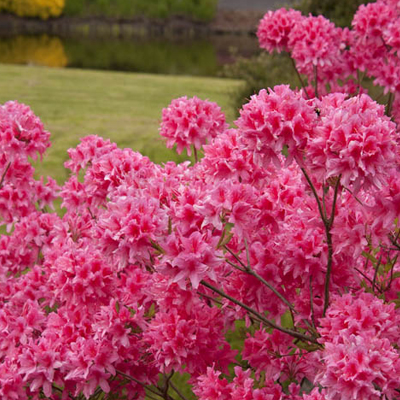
[
  {"xmin": 0, "ymin": 161, "xmax": 11, "ymax": 189},
  {"xmin": 290, "ymin": 56, "xmax": 310, "ymax": 99},
  {"xmin": 224, "ymin": 244, "xmax": 297, "ymax": 314},
  {"xmin": 200, "ymin": 280, "xmax": 319, "ymax": 344}
]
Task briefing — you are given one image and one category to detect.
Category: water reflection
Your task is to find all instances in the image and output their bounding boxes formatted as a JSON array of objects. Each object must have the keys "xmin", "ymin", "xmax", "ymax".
[
  {"xmin": 0, "ymin": 35, "xmax": 67, "ymax": 67},
  {"xmin": 0, "ymin": 34, "xmax": 259, "ymax": 76}
]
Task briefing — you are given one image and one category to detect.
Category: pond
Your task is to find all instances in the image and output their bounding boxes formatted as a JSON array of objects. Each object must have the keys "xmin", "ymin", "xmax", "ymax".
[{"xmin": 0, "ymin": 33, "xmax": 260, "ymax": 76}]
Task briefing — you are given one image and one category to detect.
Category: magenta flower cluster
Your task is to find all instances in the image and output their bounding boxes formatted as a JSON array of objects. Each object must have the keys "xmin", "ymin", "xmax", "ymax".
[{"xmin": 1, "ymin": 0, "xmax": 400, "ymax": 399}]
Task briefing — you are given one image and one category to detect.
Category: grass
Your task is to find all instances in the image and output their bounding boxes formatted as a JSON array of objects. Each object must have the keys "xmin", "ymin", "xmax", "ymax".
[{"xmin": 0, "ymin": 64, "xmax": 243, "ymax": 184}]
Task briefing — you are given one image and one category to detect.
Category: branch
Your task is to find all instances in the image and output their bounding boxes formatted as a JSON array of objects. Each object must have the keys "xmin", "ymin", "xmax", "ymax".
[
  {"xmin": 301, "ymin": 168, "xmax": 325, "ymax": 224},
  {"xmin": 386, "ymin": 92, "xmax": 394, "ymax": 117},
  {"xmin": 301, "ymin": 168, "xmax": 341, "ymax": 317},
  {"xmin": 116, "ymin": 370, "xmax": 164, "ymax": 399},
  {"xmin": 169, "ymin": 381, "xmax": 190, "ymax": 400},
  {"xmin": 372, "ymin": 252, "xmax": 383, "ymax": 293},
  {"xmin": 314, "ymin": 64, "xmax": 319, "ymax": 99},
  {"xmin": 0, "ymin": 161, "xmax": 11, "ymax": 189},
  {"xmin": 224, "ymin": 244, "xmax": 297, "ymax": 314},
  {"xmin": 290, "ymin": 56, "xmax": 310, "ymax": 99},
  {"xmin": 200, "ymin": 280, "xmax": 319, "ymax": 344},
  {"xmin": 323, "ymin": 176, "xmax": 341, "ymax": 316},
  {"xmin": 193, "ymin": 146, "xmax": 199, "ymax": 164}
]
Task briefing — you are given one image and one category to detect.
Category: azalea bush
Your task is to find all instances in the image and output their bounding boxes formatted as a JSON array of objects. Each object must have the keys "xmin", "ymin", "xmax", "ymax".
[
  {"xmin": 0, "ymin": 0, "xmax": 65, "ymax": 19},
  {"xmin": 1, "ymin": 0, "xmax": 400, "ymax": 399}
]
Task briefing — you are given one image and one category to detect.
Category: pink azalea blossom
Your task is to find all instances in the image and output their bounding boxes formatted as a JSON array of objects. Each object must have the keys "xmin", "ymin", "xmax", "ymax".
[{"xmin": 159, "ymin": 96, "xmax": 228, "ymax": 156}]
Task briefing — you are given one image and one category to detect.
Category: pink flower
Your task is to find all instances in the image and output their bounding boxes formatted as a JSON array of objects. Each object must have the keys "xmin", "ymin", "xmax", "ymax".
[
  {"xmin": 289, "ymin": 15, "xmax": 345, "ymax": 76},
  {"xmin": 317, "ymin": 292, "xmax": 400, "ymax": 399},
  {"xmin": 308, "ymin": 94, "xmax": 397, "ymax": 191},
  {"xmin": 236, "ymin": 85, "xmax": 317, "ymax": 167},
  {"xmin": 257, "ymin": 8, "xmax": 303, "ymax": 53},
  {"xmin": 0, "ymin": 101, "xmax": 51, "ymax": 161},
  {"xmin": 159, "ymin": 96, "xmax": 228, "ymax": 156},
  {"xmin": 319, "ymin": 335, "xmax": 400, "ymax": 400}
]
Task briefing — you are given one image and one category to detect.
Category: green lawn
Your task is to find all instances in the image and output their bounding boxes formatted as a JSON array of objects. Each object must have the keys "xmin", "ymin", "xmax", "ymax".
[{"xmin": 0, "ymin": 64, "xmax": 243, "ymax": 184}]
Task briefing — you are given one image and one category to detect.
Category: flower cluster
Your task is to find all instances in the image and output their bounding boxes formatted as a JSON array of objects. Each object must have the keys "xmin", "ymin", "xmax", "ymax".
[
  {"xmin": 159, "ymin": 96, "xmax": 228, "ymax": 156},
  {"xmin": 1, "ymin": 1, "xmax": 400, "ymax": 399}
]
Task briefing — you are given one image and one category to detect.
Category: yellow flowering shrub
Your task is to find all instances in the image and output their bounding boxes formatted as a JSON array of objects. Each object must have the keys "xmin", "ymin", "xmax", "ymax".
[
  {"xmin": 0, "ymin": 35, "xmax": 68, "ymax": 67},
  {"xmin": 1, "ymin": 0, "xmax": 65, "ymax": 20}
]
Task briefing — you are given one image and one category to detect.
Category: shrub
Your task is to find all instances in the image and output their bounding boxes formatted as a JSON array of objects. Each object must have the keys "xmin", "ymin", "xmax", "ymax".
[
  {"xmin": 64, "ymin": 0, "xmax": 218, "ymax": 21},
  {"xmin": 1, "ymin": 0, "xmax": 65, "ymax": 19},
  {"xmin": 295, "ymin": 0, "xmax": 375, "ymax": 27},
  {"xmin": 1, "ymin": 1, "xmax": 400, "ymax": 399}
]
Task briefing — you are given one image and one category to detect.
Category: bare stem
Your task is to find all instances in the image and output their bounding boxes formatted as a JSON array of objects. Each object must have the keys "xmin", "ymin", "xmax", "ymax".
[
  {"xmin": 387, "ymin": 92, "xmax": 395, "ymax": 117},
  {"xmin": 372, "ymin": 253, "xmax": 383, "ymax": 293},
  {"xmin": 169, "ymin": 381, "xmax": 190, "ymax": 400},
  {"xmin": 116, "ymin": 370, "xmax": 163, "ymax": 398},
  {"xmin": 0, "ymin": 161, "xmax": 11, "ymax": 189},
  {"xmin": 224, "ymin": 244, "xmax": 297, "ymax": 313},
  {"xmin": 323, "ymin": 176, "xmax": 341, "ymax": 316},
  {"xmin": 343, "ymin": 186, "xmax": 364, "ymax": 206},
  {"xmin": 309, "ymin": 276, "xmax": 316, "ymax": 329},
  {"xmin": 200, "ymin": 280, "xmax": 319, "ymax": 344},
  {"xmin": 193, "ymin": 146, "xmax": 198, "ymax": 164},
  {"xmin": 290, "ymin": 56, "xmax": 310, "ymax": 99},
  {"xmin": 385, "ymin": 254, "xmax": 398, "ymax": 292},
  {"xmin": 301, "ymin": 168, "xmax": 325, "ymax": 223},
  {"xmin": 301, "ymin": 168, "xmax": 341, "ymax": 317}
]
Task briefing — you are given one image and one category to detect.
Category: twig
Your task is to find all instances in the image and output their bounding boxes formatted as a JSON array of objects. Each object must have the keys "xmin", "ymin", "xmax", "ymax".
[
  {"xmin": 301, "ymin": 168, "xmax": 341, "ymax": 316},
  {"xmin": 290, "ymin": 57, "xmax": 310, "ymax": 99},
  {"xmin": 309, "ymin": 275, "xmax": 316, "ymax": 329},
  {"xmin": 200, "ymin": 280, "xmax": 319, "ymax": 344},
  {"xmin": 169, "ymin": 381, "xmax": 190, "ymax": 400},
  {"xmin": 193, "ymin": 146, "xmax": 198, "ymax": 164},
  {"xmin": 0, "ymin": 161, "xmax": 11, "ymax": 189},
  {"xmin": 161, "ymin": 372, "xmax": 174, "ymax": 400},
  {"xmin": 225, "ymin": 244, "xmax": 297, "ymax": 313},
  {"xmin": 323, "ymin": 176, "xmax": 341, "ymax": 316},
  {"xmin": 314, "ymin": 64, "xmax": 319, "ymax": 99},
  {"xmin": 301, "ymin": 168, "xmax": 325, "ymax": 224},
  {"xmin": 116, "ymin": 370, "xmax": 163, "ymax": 398},
  {"xmin": 372, "ymin": 253, "xmax": 383, "ymax": 293},
  {"xmin": 385, "ymin": 254, "xmax": 398, "ymax": 292},
  {"xmin": 343, "ymin": 186, "xmax": 364, "ymax": 206},
  {"xmin": 386, "ymin": 92, "xmax": 394, "ymax": 117}
]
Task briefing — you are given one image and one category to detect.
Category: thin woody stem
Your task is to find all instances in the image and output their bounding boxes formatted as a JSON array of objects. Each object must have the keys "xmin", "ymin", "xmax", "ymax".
[
  {"xmin": 193, "ymin": 146, "xmax": 198, "ymax": 163},
  {"xmin": 301, "ymin": 168, "xmax": 325, "ymax": 225},
  {"xmin": 309, "ymin": 275, "xmax": 316, "ymax": 329},
  {"xmin": 116, "ymin": 370, "xmax": 164, "ymax": 398},
  {"xmin": 387, "ymin": 92, "xmax": 394, "ymax": 117},
  {"xmin": 301, "ymin": 168, "xmax": 341, "ymax": 316},
  {"xmin": 169, "ymin": 381, "xmax": 190, "ymax": 400},
  {"xmin": 314, "ymin": 64, "xmax": 319, "ymax": 98},
  {"xmin": 323, "ymin": 176, "xmax": 341, "ymax": 316},
  {"xmin": 0, "ymin": 161, "xmax": 11, "ymax": 189},
  {"xmin": 290, "ymin": 57, "xmax": 310, "ymax": 99},
  {"xmin": 224, "ymin": 244, "xmax": 297, "ymax": 313},
  {"xmin": 201, "ymin": 280, "xmax": 319, "ymax": 344},
  {"xmin": 372, "ymin": 253, "xmax": 384, "ymax": 293}
]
